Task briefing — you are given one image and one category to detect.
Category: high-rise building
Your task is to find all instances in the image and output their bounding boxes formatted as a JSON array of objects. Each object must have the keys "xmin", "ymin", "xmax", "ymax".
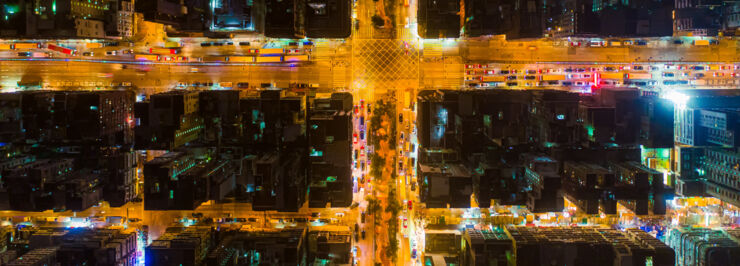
[
  {"xmin": 308, "ymin": 92, "xmax": 352, "ymax": 208},
  {"xmin": 418, "ymin": 0, "xmax": 460, "ymax": 38},
  {"xmin": 305, "ymin": 0, "xmax": 352, "ymax": 38},
  {"xmin": 0, "ymin": 0, "xmax": 111, "ymax": 38},
  {"xmin": 106, "ymin": 0, "xmax": 134, "ymax": 38},
  {"xmin": 135, "ymin": 91, "xmax": 203, "ymax": 150},
  {"xmin": 674, "ymin": 0, "xmax": 723, "ymax": 35},
  {"xmin": 464, "ymin": 0, "xmax": 544, "ymax": 38}
]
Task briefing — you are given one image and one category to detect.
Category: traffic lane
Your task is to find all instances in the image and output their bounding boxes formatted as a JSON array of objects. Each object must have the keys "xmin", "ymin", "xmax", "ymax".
[
  {"xmin": 465, "ymin": 44, "xmax": 740, "ymax": 62},
  {"xmin": 0, "ymin": 60, "xmax": 333, "ymax": 92}
]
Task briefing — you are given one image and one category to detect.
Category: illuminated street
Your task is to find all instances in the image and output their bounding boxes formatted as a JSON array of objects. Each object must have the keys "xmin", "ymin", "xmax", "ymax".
[{"xmin": 0, "ymin": 0, "xmax": 739, "ymax": 265}]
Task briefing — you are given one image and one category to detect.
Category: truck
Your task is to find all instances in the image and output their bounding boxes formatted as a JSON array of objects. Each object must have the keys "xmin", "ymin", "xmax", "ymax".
[
  {"xmin": 14, "ymin": 43, "xmax": 40, "ymax": 49},
  {"xmin": 259, "ymin": 48, "xmax": 284, "ymax": 55},
  {"xmin": 228, "ymin": 56, "xmax": 254, "ymax": 62},
  {"xmin": 540, "ymin": 74, "xmax": 566, "ymax": 81},
  {"xmin": 693, "ymin": 39, "xmax": 710, "ymax": 46},
  {"xmin": 85, "ymin": 42, "xmax": 103, "ymax": 49},
  {"xmin": 31, "ymin": 52, "xmax": 51, "ymax": 58},
  {"xmin": 149, "ymin": 47, "xmax": 180, "ymax": 55},
  {"xmin": 219, "ymin": 82, "xmax": 233, "ymax": 88},
  {"xmin": 204, "ymin": 56, "xmax": 228, "ymax": 62},
  {"xmin": 164, "ymin": 41, "xmax": 181, "ymax": 48},
  {"xmin": 47, "ymin": 43, "xmax": 76, "ymax": 55},
  {"xmin": 135, "ymin": 54, "xmax": 160, "ymax": 61},
  {"xmin": 626, "ymin": 73, "xmax": 653, "ymax": 80},
  {"xmin": 255, "ymin": 56, "xmax": 282, "ymax": 63},
  {"xmin": 284, "ymin": 55, "xmax": 309, "ymax": 62},
  {"xmin": 599, "ymin": 72, "xmax": 625, "ymax": 80},
  {"xmin": 481, "ymin": 76, "xmax": 506, "ymax": 82}
]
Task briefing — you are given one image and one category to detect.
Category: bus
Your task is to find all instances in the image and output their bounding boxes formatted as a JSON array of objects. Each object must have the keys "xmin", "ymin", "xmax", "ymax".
[
  {"xmin": 228, "ymin": 56, "xmax": 254, "ymax": 62},
  {"xmin": 31, "ymin": 52, "xmax": 51, "ymax": 58},
  {"xmin": 14, "ymin": 43, "xmax": 40, "ymax": 49},
  {"xmin": 164, "ymin": 41, "xmax": 181, "ymax": 48},
  {"xmin": 481, "ymin": 76, "xmax": 506, "ymax": 82},
  {"xmin": 540, "ymin": 74, "xmax": 566, "ymax": 81},
  {"xmin": 284, "ymin": 55, "xmax": 309, "ymax": 62},
  {"xmin": 135, "ymin": 54, "xmax": 160, "ymax": 61},
  {"xmin": 85, "ymin": 43, "xmax": 103, "ymax": 49},
  {"xmin": 255, "ymin": 56, "xmax": 282, "ymax": 63},
  {"xmin": 626, "ymin": 73, "xmax": 652, "ymax": 80},
  {"xmin": 47, "ymin": 43, "xmax": 76, "ymax": 55},
  {"xmin": 693, "ymin": 40, "xmax": 710, "ymax": 46},
  {"xmin": 0, "ymin": 44, "xmax": 14, "ymax": 50},
  {"xmin": 17, "ymin": 81, "xmax": 42, "ymax": 87},
  {"xmin": 149, "ymin": 47, "xmax": 180, "ymax": 55},
  {"xmin": 204, "ymin": 56, "xmax": 228, "ymax": 62},
  {"xmin": 600, "ymin": 72, "xmax": 625, "ymax": 80},
  {"xmin": 259, "ymin": 48, "xmax": 284, "ymax": 55}
]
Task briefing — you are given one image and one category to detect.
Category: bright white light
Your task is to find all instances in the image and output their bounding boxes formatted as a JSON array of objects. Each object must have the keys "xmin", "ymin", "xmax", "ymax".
[{"xmin": 662, "ymin": 91, "xmax": 690, "ymax": 106}]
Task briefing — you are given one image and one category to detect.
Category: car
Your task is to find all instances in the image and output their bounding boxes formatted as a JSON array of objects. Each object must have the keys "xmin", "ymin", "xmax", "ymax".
[
  {"xmin": 361, "ymin": 212, "xmax": 366, "ymax": 223},
  {"xmin": 499, "ymin": 70, "xmax": 510, "ymax": 74},
  {"xmin": 506, "ymin": 75, "xmax": 517, "ymax": 80},
  {"xmin": 411, "ymin": 182, "xmax": 416, "ymax": 191},
  {"xmin": 411, "ymin": 249, "xmax": 417, "ymax": 259},
  {"xmin": 547, "ymin": 81, "xmax": 559, "ymax": 85},
  {"xmin": 205, "ymin": 82, "xmax": 214, "ymax": 86},
  {"xmin": 588, "ymin": 41, "xmax": 603, "ymax": 47},
  {"xmin": 17, "ymin": 52, "xmax": 31, "ymax": 57},
  {"xmin": 673, "ymin": 39, "xmax": 684, "ymax": 45},
  {"xmin": 399, "ymin": 113, "xmax": 403, "ymax": 123},
  {"xmin": 238, "ymin": 41, "xmax": 250, "ymax": 46},
  {"xmin": 604, "ymin": 66, "xmax": 616, "ymax": 71},
  {"xmin": 121, "ymin": 82, "xmax": 132, "ymax": 86},
  {"xmin": 633, "ymin": 65, "xmax": 644, "ymax": 70},
  {"xmin": 237, "ymin": 82, "xmax": 249, "ymax": 88},
  {"xmin": 575, "ymin": 81, "xmax": 585, "ymax": 86},
  {"xmin": 408, "ymin": 200, "xmax": 413, "ymax": 210},
  {"xmin": 403, "ymin": 218, "xmax": 408, "ymax": 228},
  {"xmin": 82, "ymin": 52, "xmax": 94, "ymax": 56},
  {"xmin": 635, "ymin": 40, "xmax": 648, "ymax": 46},
  {"xmin": 526, "ymin": 70, "xmax": 536, "ymax": 74},
  {"xmin": 212, "ymin": 42, "xmax": 224, "ymax": 46},
  {"xmin": 105, "ymin": 51, "xmax": 117, "ymax": 55},
  {"xmin": 562, "ymin": 81, "xmax": 573, "ymax": 86},
  {"xmin": 691, "ymin": 66, "xmax": 705, "ymax": 71},
  {"xmin": 200, "ymin": 42, "xmax": 212, "ymax": 47},
  {"xmin": 361, "ymin": 230, "xmax": 366, "ymax": 239},
  {"xmin": 524, "ymin": 75, "xmax": 536, "ymax": 80},
  {"xmin": 226, "ymin": 42, "xmax": 234, "ymax": 46},
  {"xmin": 178, "ymin": 82, "xmax": 187, "ymax": 87},
  {"xmin": 506, "ymin": 82, "xmax": 518, "ymax": 86},
  {"xmin": 355, "ymin": 223, "xmax": 360, "ymax": 232},
  {"xmin": 576, "ymin": 68, "xmax": 586, "ymax": 72},
  {"xmin": 360, "ymin": 130, "xmax": 365, "ymax": 140},
  {"xmin": 564, "ymin": 68, "xmax": 574, "ymax": 73},
  {"xmin": 353, "ymin": 133, "xmax": 358, "ymax": 144}
]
